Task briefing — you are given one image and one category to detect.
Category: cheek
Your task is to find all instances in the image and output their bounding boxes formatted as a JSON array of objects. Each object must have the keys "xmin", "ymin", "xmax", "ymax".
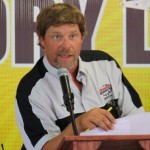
[
  {"xmin": 48, "ymin": 41, "xmax": 61, "ymax": 50},
  {"xmin": 75, "ymin": 41, "xmax": 83, "ymax": 51},
  {"xmin": 45, "ymin": 43, "xmax": 61, "ymax": 58}
]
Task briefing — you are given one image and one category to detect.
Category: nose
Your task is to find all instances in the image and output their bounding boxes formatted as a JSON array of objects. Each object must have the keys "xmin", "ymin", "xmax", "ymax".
[{"xmin": 62, "ymin": 38, "xmax": 71, "ymax": 49}]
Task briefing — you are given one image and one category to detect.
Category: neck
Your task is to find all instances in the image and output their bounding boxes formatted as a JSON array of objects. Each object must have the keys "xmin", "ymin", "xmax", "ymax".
[
  {"xmin": 69, "ymin": 62, "xmax": 82, "ymax": 92},
  {"xmin": 68, "ymin": 61, "xmax": 78, "ymax": 78}
]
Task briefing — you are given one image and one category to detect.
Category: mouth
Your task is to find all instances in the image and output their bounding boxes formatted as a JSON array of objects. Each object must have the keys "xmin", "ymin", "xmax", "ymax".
[
  {"xmin": 56, "ymin": 52, "xmax": 76, "ymax": 69},
  {"xmin": 58, "ymin": 54, "xmax": 73, "ymax": 60}
]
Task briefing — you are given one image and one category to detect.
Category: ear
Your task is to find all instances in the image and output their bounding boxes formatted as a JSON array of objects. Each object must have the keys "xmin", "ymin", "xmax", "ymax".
[
  {"xmin": 81, "ymin": 35, "xmax": 86, "ymax": 43},
  {"xmin": 38, "ymin": 36, "xmax": 45, "ymax": 48}
]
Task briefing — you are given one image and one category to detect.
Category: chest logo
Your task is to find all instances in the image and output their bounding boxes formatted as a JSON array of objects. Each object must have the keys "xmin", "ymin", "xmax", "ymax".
[{"xmin": 99, "ymin": 84, "xmax": 112, "ymax": 100}]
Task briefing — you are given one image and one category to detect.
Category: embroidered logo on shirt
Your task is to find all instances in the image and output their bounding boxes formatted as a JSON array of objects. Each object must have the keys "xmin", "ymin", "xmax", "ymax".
[{"xmin": 99, "ymin": 84, "xmax": 112, "ymax": 100}]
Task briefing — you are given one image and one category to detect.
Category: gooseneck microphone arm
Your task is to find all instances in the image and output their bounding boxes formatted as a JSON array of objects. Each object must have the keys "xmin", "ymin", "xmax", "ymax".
[{"xmin": 57, "ymin": 68, "xmax": 78, "ymax": 135}]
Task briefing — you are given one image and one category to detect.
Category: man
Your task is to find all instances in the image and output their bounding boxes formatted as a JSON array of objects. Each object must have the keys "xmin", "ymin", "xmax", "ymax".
[{"xmin": 15, "ymin": 3, "xmax": 144, "ymax": 150}]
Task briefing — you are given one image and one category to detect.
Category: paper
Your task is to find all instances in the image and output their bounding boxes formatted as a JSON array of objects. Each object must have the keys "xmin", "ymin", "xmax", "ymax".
[{"xmin": 80, "ymin": 112, "xmax": 150, "ymax": 136}]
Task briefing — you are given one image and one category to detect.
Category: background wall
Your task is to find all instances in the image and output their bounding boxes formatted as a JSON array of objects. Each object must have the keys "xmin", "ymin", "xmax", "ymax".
[{"xmin": 0, "ymin": 0, "xmax": 150, "ymax": 149}]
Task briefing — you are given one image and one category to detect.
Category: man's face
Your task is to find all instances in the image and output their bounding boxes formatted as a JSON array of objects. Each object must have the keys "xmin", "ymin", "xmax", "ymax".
[{"xmin": 39, "ymin": 24, "xmax": 84, "ymax": 70}]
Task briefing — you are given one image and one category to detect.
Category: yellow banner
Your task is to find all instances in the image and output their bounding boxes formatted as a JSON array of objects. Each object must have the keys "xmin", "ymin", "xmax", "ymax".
[{"xmin": 0, "ymin": 0, "xmax": 150, "ymax": 149}]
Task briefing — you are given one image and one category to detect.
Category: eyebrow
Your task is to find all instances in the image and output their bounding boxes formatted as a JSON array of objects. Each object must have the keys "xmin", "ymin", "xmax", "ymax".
[{"xmin": 51, "ymin": 30, "xmax": 79, "ymax": 34}]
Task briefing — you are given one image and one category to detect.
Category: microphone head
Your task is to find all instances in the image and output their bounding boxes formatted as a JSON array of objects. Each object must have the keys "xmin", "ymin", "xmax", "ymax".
[{"xmin": 57, "ymin": 68, "xmax": 69, "ymax": 77}]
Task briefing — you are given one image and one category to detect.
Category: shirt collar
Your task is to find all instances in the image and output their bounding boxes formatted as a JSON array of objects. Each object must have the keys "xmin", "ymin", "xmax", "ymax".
[
  {"xmin": 43, "ymin": 55, "xmax": 59, "ymax": 78},
  {"xmin": 76, "ymin": 57, "xmax": 87, "ymax": 85}
]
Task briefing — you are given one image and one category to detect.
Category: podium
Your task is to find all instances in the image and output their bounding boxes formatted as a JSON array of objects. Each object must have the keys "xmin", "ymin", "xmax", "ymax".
[{"xmin": 57, "ymin": 135, "xmax": 150, "ymax": 150}]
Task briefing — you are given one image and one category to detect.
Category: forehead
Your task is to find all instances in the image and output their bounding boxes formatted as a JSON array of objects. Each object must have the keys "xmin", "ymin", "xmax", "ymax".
[{"xmin": 46, "ymin": 24, "xmax": 80, "ymax": 34}]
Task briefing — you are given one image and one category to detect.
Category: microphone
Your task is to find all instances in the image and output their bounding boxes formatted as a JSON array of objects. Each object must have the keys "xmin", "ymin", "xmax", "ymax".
[
  {"xmin": 57, "ymin": 68, "xmax": 78, "ymax": 135},
  {"xmin": 57, "ymin": 68, "xmax": 74, "ymax": 111}
]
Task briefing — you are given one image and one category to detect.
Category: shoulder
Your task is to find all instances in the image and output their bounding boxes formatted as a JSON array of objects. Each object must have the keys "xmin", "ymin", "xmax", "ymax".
[
  {"xmin": 16, "ymin": 57, "xmax": 47, "ymax": 97},
  {"xmin": 80, "ymin": 50, "xmax": 121, "ymax": 69},
  {"xmin": 80, "ymin": 50, "xmax": 114, "ymax": 61}
]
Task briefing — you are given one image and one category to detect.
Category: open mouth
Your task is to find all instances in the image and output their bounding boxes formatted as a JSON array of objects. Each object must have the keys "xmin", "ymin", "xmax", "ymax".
[{"xmin": 58, "ymin": 54, "xmax": 72, "ymax": 60}]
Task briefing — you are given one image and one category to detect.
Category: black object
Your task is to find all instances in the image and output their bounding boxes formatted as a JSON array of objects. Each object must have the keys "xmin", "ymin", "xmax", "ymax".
[
  {"xmin": 101, "ymin": 99, "xmax": 122, "ymax": 119},
  {"xmin": 21, "ymin": 144, "xmax": 26, "ymax": 150},
  {"xmin": 57, "ymin": 68, "xmax": 78, "ymax": 135}
]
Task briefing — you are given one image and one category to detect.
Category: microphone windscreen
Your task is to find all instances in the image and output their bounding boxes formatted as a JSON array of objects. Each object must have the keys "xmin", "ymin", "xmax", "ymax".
[
  {"xmin": 57, "ymin": 68, "xmax": 69, "ymax": 77},
  {"xmin": 57, "ymin": 68, "xmax": 71, "ymax": 95}
]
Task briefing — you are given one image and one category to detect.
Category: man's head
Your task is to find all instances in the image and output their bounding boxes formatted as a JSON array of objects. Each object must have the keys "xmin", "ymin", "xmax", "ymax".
[
  {"xmin": 36, "ymin": 3, "xmax": 87, "ymax": 38},
  {"xmin": 36, "ymin": 3, "xmax": 86, "ymax": 71}
]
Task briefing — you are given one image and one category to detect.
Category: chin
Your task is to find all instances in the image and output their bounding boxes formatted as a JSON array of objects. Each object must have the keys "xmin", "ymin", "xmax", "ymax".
[{"xmin": 58, "ymin": 62, "xmax": 75, "ymax": 69}]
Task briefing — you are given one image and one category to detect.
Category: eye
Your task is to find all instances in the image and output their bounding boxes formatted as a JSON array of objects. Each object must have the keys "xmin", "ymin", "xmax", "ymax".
[
  {"xmin": 70, "ymin": 34, "xmax": 77, "ymax": 39},
  {"xmin": 52, "ymin": 35, "xmax": 63, "ymax": 40}
]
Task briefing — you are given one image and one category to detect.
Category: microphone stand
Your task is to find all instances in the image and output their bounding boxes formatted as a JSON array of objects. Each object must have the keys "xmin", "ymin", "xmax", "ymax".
[{"xmin": 63, "ymin": 93, "xmax": 78, "ymax": 135}]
